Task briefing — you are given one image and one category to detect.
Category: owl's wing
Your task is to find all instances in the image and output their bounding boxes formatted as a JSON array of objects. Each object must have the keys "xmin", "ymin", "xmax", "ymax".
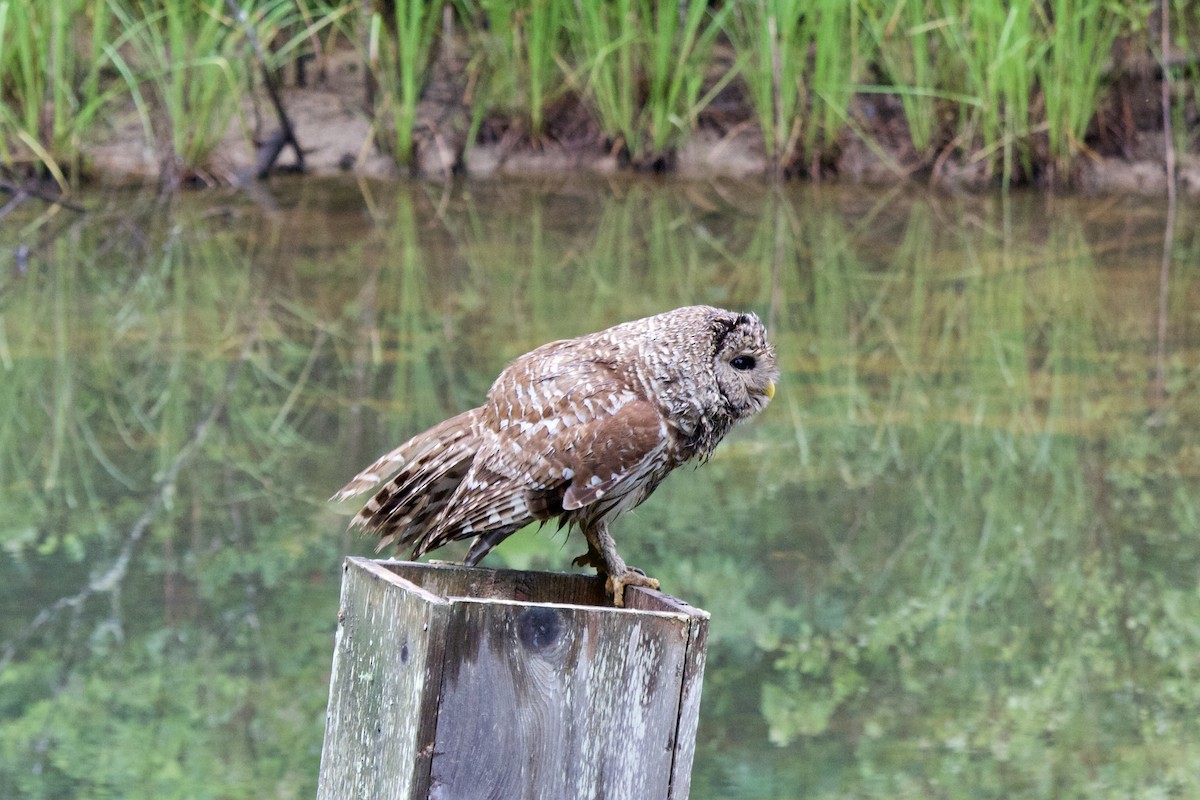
[
  {"xmin": 558, "ymin": 398, "xmax": 666, "ymax": 510},
  {"xmin": 414, "ymin": 382, "xmax": 668, "ymax": 558}
]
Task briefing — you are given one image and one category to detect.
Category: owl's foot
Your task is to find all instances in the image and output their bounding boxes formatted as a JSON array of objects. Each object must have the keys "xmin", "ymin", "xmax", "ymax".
[
  {"xmin": 575, "ymin": 545, "xmax": 658, "ymax": 606},
  {"xmin": 606, "ymin": 568, "xmax": 661, "ymax": 608},
  {"xmin": 581, "ymin": 520, "xmax": 661, "ymax": 607}
]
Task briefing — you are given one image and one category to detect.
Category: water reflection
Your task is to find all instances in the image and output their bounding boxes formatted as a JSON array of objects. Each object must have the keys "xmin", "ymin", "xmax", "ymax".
[{"xmin": 1, "ymin": 179, "xmax": 1198, "ymax": 798}]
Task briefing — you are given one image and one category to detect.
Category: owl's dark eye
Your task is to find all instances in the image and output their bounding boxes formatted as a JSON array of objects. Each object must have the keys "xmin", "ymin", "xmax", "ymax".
[{"xmin": 731, "ymin": 355, "xmax": 756, "ymax": 371}]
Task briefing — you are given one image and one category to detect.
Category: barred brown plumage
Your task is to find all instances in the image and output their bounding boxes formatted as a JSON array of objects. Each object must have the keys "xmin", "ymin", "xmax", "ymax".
[{"xmin": 332, "ymin": 305, "xmax": 778, "ymax": 606}]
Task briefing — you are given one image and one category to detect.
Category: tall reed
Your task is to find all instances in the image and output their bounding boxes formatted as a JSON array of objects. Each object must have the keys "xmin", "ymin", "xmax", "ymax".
[
  {"xmin": 105, "ymin": 0, "xmax": 246, "ymax": 183},
  {"xmin": 571, "ymin": 0, "xmax": 638, "ymax": 156},
  {"xmin": 522, "ymin": 0, "xmax": 565, "ymax": 135},
  {"xmin": 366, "ymin": 0, "xmax": 444, "ymax": 167},
  {"xmin": 0, "ymin": 0, "xmax": 1172, "ymax": 188},
  {"xmin": 571, "ymin": 0, "xmax": 730, "ymax": 164},
  {"xmin": 455, "ymin": 0, "xmax": 567, "ymax": 136},
  {"xmin": 861, "ymin": 0, "xmax": 940, "ymax": 152},
  {"xmin": 803, "ymin": 0, "xmax": 862, "ymax": 154},
  {"xmin": 729, "ymin": 0, "xmax": 865, "ymax": 176},
  {"xmin": 728, "ymin": 0, "xmax": 807, "ymax": 175},
  {"xmin": 0, "ymin": 0, "xmax": 112, "ymax": 187},
  {"xmin": 639, "ymin": 0, "xmax": 732, "ymax": 161},
  {"xmin": 935, "ymin": 0, "xmax": 1038, "ymax": 185},
  {"xmin": 1033, "ymin": 0, "xmax": 1123, "ymax": 177}
]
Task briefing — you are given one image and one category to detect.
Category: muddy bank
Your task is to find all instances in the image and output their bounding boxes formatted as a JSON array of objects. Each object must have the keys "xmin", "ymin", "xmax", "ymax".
[{"xmin": 86, "ymin": 45, "xmax": 1199, "ymax": 198}]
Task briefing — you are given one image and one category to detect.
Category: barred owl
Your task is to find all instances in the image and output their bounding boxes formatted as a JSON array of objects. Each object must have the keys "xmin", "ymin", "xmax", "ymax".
[{"xmin": 333, "ymin": 305, "xmax": 778, "ymax": 606}]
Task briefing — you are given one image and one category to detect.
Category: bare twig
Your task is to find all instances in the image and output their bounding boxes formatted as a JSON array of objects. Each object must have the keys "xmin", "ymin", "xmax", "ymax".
[
  {"xmin": 225, "ymin": 0, "xmax": 305, "ymax": 180},
  {"xmin": 1160, "ymin": 2, "xmax": 1177, "ymax": 201},
  {"xmin": 0, "ymin": 179, "xmax": 86, "ymax": 215},
  {"xmin": 1152, "ymin": 1, "xmax": 1176, "ymax": 412}
]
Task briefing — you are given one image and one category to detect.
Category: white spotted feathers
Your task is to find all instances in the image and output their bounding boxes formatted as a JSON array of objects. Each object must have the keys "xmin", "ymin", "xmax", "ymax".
[{"xmin": 333, "ymin": 305, "xmax": 778, "ymax": 579}]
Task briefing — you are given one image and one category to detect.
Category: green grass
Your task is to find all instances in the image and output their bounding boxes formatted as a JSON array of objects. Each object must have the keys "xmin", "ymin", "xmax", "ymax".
[
  {"xmin": 934, "ymin": 0, "xmax": 1037, "ymax": 185},
  {"xmin": 1163, "ymin": 0, "xmax": 1198, "ymax": 159},
  {"xmin": 520, "ymin": 0, "xmax": 564, "ymax": 135},
  {"xmin": 728, "ymin": 0, "xmax": 809, "ymax": 175},
  {"xmin": 106, "ymin": 0, "xmax": 246, "ymax": 185},
  {"xmin": 366, "ymin": 0, "xmax": 443, "ymax": 168},
  {"xmin": 861, "ymin": 0, "xmax": 940, "ymax": 153},
  {"xmin": 0, "ymin": 0, "xmax": 113, "ymax": 187},
  {"xmin": 0, "ymin": 0, "xmax": 1172, "ymax": 190},
  {"xmin": 454, "ymin": 0, "xmax": 568, "ymax": 137},
  {"xmin": 638, "ymin": 0, "xmax": 732, "ymax": 163},
  {"xmin": 1034, "ymin": 0, "xmax": 1126, "ymax": 176}
]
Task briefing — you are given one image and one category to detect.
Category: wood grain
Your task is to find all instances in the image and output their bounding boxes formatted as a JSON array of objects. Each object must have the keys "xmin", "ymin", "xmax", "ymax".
[
  {"xmin": 318, "ymin": 558, "xmax": 709, "ymax": 800},
  {"xmin": 317, "ymin": 560, "xmax": 448, "ymax": 799}
]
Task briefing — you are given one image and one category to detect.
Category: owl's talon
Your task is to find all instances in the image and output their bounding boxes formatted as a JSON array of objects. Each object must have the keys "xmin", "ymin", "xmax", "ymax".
[
  {"xmin": 606, "ymin": 569, "xmax": 661, "ymax": 608},
  {"xmin": 572, "ymin": 545, "xmax": 605, "ymax": 571}
]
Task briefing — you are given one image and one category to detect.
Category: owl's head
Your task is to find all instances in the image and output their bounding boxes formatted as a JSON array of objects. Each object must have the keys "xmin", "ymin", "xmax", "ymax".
[{"xmin": 711, "ymin": 310, "xmax": 778, "ymax": 418}]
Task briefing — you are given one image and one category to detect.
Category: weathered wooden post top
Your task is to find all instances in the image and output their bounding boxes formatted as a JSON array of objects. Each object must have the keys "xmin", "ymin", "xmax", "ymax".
[{"xmin": 318, "ymin": 557, "xmax": 710, "ymax": 800}]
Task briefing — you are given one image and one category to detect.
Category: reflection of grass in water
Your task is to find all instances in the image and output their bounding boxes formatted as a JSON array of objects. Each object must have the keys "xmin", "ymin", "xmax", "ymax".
[
  {"xmin": 382, "ymin": 189, "xmax": 453, "ymax": 428},
  {"xmin": 2, "ymin": 184, "xmax": 1198, "ymax": 798},
  {"xmin": 0, "ymin": 204, "xmax": 351, "ymax": 796},
  {"xmin": 700, "ymin": 197, "xmax": 1200, "ymax": 798}
]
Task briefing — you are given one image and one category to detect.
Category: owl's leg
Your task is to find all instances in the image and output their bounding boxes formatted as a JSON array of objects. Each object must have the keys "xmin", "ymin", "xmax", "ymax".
[{"xmin": 583, "ymin": 520, "xmax": 660, "ymax": 608}]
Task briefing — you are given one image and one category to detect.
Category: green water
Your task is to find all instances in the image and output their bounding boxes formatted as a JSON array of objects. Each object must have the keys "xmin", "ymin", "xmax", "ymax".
[{"xmin": 1, "ymin": 178, "xmax": 1198, "ymax": 799}]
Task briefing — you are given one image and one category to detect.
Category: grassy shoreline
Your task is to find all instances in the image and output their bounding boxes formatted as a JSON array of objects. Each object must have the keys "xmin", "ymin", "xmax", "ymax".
[{"xmin": 0, "ymin": 0, "xmax": 1196, "ymax": 193}]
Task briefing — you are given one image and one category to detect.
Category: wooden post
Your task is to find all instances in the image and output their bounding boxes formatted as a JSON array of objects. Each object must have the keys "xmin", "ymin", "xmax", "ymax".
[{"xmin": 317, "ymin": 558, "xmax": 710, "ymax": 800}]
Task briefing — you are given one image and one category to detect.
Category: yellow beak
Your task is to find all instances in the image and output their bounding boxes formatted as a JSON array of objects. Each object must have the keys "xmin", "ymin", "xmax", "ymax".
[{"xmin": 765, "ymin": 382, "xmax": 776, "ymax": 401}]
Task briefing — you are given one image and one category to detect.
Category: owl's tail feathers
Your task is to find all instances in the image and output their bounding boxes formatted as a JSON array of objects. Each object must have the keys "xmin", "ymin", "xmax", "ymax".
[
  {"xmin": 331, "ymin": 409, "xmax": 482, "ymax": 501},
  {"xmin": 331, "ymin": 408, "xmax": 483, "ymax": 550}
]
